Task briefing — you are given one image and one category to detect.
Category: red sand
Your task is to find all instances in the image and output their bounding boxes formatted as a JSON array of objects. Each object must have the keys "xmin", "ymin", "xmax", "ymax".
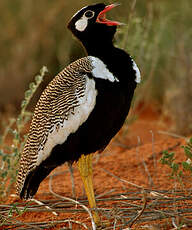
[{"xmin": 2, "ymin": 105, "xmax": 192, "ymax": 229}]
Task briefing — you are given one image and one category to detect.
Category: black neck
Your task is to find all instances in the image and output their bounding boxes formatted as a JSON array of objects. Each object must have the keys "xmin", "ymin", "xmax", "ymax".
[
  {"xmin": 81, "ymin": 38, "xmax": 136, "ymax": 87},
  {"xmin": 81, "ymin": 39, "xmax": 114, "ymax": 59}
]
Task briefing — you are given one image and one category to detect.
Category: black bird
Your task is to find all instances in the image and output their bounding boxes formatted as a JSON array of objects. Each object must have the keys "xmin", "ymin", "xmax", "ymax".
[{"xmin": 16, "ymin": 3, "xmax": 141, "ymax": 227}]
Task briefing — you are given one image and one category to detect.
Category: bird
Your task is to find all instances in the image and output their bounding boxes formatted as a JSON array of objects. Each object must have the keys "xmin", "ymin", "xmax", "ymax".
[{"xmin": 16, "ymin": 3, "xmax": 141, "ymax": 227}]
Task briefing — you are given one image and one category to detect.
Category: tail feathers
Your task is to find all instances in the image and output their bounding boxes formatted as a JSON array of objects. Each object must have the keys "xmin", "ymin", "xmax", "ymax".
[{"xmin": 20, "ymin": 164, "xmax": 56, "ymax": 200}]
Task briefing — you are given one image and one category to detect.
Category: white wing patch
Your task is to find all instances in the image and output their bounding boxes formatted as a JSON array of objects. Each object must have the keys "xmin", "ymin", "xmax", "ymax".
[
  {"xmin": 36, "ymin": 78, "xmax": 97, "ymax": 166},
  {"xmin": 89, "ymin": 56, "xmax": 119, "ymax": 82},
  {"xmin": 132, "ymin": 59, "xmax": 141, "ymax": 83}
]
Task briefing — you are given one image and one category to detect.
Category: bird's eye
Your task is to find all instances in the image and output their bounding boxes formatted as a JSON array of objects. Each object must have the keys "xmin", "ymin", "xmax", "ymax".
[{"xmin": 84, "ymin": 10, "xmax": 95, "ymax": 19}]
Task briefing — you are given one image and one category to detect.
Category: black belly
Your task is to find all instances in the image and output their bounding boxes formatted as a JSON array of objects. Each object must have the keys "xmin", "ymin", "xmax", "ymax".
[
  {"xmin": 21, "ymin": 80, "xmax": 135, "ymax": 198},
  {"xmin": 44, "ymin": 80, "xmax": 134, "ymax": 167}
]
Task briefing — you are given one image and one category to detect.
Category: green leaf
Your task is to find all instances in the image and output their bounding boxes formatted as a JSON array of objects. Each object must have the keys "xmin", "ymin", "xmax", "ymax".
[
  {"xmin": 21, "ymin": 100, "xmax": 26, "ymax": 109},
  {"xmin": 40, "ymin": 66, "xmax": 48, "ymax": 76},
  {"xmin": 29, "ymin": 82, "xmax": 36, "ymax": 90},
  {"xmin": 13, "ymin": 203, "xmax": 21, "ymax": 215},
  {"xmin": 35, "ymin": 75, "xmax": 42, "ymax": 83},
  {"xmin": 171, "ymin": 162, "xmax": 179, "ymax": 172},
  {"xmin": 182, "ymin": 161, "xmax": 191, "ymax": 170},
  {"xmin": 8, "ymin": 207, "xmax": 13, "ymax": 217},
  {"xmin": 13, "ymin": 130, "xmax": 19, "ymax": 140},
  {"xmin": 184, "ymin": 147, "xmax": 192, "ymax": 159},
  {"xmin": 189, "ymin": 137, "xmax": 192, "ymax": 145},
  {"xmin": 178, "ymin": 170, "xmax": 183, "ymax": 177},
  {"xmin": 13, "ymin": 148, "xmax": 18, "ymax": 155},
  {"xmin": 25, "ymin": 89, "xmax": 32, "ymax": 99},
  {"xmin": 0, "ymin": 150, "xmax": 3, "ymax": 156},
  {"xmin": 2, "ymin": 155, "xmax": 7, "ymax": 161},
  {"xmin": 17, "ymin": 115, "xmax": 22, "ymax": 123},
  {"xmin": 2, "ymin": 171, "xmax": 8, "ymax": 178},
  {"xmin": 160, "ymin": 151, "xmax": 175, "ymax": 166}
]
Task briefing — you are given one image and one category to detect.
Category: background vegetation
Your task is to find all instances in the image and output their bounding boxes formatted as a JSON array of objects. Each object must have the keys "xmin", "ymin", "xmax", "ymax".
[{"xmin": 0, "ymin": 0, "xmax": 192, "ymax": 135}]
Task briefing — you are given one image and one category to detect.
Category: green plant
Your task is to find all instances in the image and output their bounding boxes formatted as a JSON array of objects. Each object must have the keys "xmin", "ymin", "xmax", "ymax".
[
  {"xmin": 8, "ymin": 202, "xmax": 29, "ymax": 217},
  {"xmin": 0, "ymin": 202, "xmax": 31, "ymax": 227},
  {"xmin": 0, "ymin": 66, "xmax": 48, "ymax": 199},
  {"xmin": 1, "ymin": 0, "xmax": 192, "ymax": 134},
  {"xmin": 160, "ymin": 151, "xmax": 182, "ymax": 180},
  {"xmin": 160, "ymin": 138, "xmax": 192, "ymax": 183}
]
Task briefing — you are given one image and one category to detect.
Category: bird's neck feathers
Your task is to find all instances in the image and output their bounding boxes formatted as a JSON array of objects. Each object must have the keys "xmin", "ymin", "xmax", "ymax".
[
  {"xmin": 74, "ymin": 25, "xmax": 137, "ymax": 86},
  {"xmin": 81, "ymin": 37, "xmax": 135, "ymax": 85},
  {"xmin": 82, "ymin": 39, "xmax": 114, "ymax": 58}
]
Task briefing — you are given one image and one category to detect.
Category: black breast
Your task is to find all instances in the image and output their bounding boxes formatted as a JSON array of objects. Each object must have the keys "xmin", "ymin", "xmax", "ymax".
[{"xmin": 44, "ymin": 51, "xmax": 137, "ymax": 167}]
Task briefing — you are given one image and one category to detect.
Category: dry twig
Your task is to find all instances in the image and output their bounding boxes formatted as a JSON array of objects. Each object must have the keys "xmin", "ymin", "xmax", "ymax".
[
  {"xmin": 158, "ymin": 130, "xmax": 188, "ymax": 140},
  {"xmin": 30, "ymin": 198, "xmax": 58, "ymax": 216},
  {"xmin": 127, "ymin": 190, "xmax": 147, "ymax": 228}
]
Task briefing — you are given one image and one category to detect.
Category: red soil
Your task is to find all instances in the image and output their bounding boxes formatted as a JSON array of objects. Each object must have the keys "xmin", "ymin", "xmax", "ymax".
[{"xmin": 2, "ymin": 105, "xmax": 192, "ymax": 229}]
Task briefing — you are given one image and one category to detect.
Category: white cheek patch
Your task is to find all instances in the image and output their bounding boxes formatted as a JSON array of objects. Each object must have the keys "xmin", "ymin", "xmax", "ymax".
[
  {"xmin": 75, "ymin": 16, "xmax": 88, "ymax": 32},
  {"xmin": 132, "ymin": 59, "xmax": 141, "ymax": 83}
]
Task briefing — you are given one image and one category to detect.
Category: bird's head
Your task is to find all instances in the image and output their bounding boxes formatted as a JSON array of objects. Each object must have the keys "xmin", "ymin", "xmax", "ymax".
[{"xmin": 67, "ymin": 3, "xmax": 122, "ymax": 44}]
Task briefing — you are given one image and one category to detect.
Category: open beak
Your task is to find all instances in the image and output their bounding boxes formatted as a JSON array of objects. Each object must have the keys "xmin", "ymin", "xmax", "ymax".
[{"xmin": 96, "ymin": 3, "xmax": 122, "ymax": 26}]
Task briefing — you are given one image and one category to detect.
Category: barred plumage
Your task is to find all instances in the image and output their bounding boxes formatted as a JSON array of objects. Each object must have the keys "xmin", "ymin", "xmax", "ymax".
[{"xmin": 16, "ymin": 56, "xmax": 96, "ymax": 197}]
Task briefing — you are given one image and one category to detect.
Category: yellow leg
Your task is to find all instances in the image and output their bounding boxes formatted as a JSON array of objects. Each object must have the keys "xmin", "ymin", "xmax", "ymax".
[{"xmin": 78, "ymin": 154, "xmax": 101, "ymax": 227}]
